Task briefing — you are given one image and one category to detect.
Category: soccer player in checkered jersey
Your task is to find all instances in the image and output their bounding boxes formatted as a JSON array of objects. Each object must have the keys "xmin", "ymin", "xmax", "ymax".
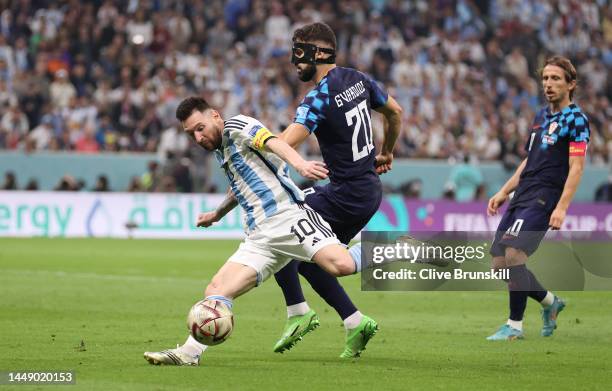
[
  {"xmin": 271, "ymin": 22, "xmax": 402, "ymax": 357},
  {"xmin": 486, "ymin": 56, "xmax": 590, "ymax": 340}
]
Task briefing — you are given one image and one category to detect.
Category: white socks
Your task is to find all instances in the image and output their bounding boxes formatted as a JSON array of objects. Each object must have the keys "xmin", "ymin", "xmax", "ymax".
[
  {"xmin": 181, "ymin": 335, "xmax": 207, "ymax": 357},
  {"xmin": 287, "ymin": 305, "xmax": 363, "ymax": 331},
  {"xmin": 287, "ymin": 302, "xmax": 310, "ymax": 318},
  {"xmin": 506, "ymin": 319, "xmax": 523, "ymax": 331},
  {"xmin": 504, "ymin": 292, "xmax": 554, "ymax": 332},
  {"xmin": 343, "ymin": 311, "xmax": 363, "ymax": 330},
  {"xmin": 540, "ymin": 291, "xmax": 555, "ymax": 307}
]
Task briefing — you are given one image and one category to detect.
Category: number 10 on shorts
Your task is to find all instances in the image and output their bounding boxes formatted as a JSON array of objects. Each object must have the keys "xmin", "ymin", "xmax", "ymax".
[
  {"xmin": 506, "ymin": 218, "xmax": 524, "ymax": 237},
  {"xmin": 290, "ymin": 219, "xmax": 316, "ymax": 243}
]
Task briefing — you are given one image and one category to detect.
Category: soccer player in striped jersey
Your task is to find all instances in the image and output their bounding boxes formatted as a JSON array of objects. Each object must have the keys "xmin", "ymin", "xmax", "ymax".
[
  {"xmin": 144, "ymin": 97, "xmax": 368, "ymax": 366},
  {"xmin": 271, "ymin": 22, "xmax": 402, "ymax": 357},
  {"xmin": 486, "ymin": 56, "xmax": 590, "ymax": 340}
]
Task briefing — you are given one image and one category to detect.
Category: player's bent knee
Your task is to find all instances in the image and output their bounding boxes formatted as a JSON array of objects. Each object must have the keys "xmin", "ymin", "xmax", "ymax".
[
  {"xmin": 312, "ymin": 246, "xmax": 355, "ymax": 277},
  {"xmin": 334, "ymin": 257, "xmax": 355, "ymax": 276},
  {"xmin": 505, "ymin": 247, "xmax": 528, "ymax": 266},
  {"xmin": 324, "ymin": 255, "xmax": 354, "ymax": 277}
]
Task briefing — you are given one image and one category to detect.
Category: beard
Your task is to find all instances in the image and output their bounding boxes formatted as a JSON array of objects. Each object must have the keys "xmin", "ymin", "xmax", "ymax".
[
  {"xmin": 298, "ymin": 64, "xmax": 316, "ymax": 82},
  {"xmin": 201, "ymin": 125, "xmax": 222, "ymax": 151}
]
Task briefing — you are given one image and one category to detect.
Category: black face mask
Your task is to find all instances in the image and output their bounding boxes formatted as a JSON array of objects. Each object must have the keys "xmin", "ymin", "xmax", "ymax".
[{"xmin": 291, "ymin": 42, "xmax": 336, "ymax": 65}]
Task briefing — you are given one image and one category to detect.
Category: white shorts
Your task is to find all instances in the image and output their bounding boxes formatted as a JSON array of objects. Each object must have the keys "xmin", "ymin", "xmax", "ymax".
[{"xmin": 227, "ymin": 205, "xmax": 340, "ymax": 284}]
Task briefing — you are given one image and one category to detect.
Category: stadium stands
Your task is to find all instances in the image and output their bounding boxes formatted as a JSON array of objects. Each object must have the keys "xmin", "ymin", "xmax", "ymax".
[{"xmin": 0, "ymin": 0, "xmax": 610, "ymax": 194}]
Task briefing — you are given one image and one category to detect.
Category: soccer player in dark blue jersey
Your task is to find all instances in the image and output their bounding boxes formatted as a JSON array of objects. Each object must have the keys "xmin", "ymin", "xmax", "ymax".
[
  {"xmin": 272, "ymin": 22, "xmax": 402, "ymax": 357},
  {"xmin": 486, "ymin": 56, "xmax": 589, "ymax": 340}
]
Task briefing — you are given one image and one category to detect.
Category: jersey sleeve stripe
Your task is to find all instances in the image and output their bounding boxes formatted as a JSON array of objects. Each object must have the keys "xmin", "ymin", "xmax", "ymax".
[
  {"xmin": 225, "ymin": 118, "xmax": 248, "ymax": 126},
  {"xmin": 224, "ymin": 125, "xmax": 245, "ymax": 132}
]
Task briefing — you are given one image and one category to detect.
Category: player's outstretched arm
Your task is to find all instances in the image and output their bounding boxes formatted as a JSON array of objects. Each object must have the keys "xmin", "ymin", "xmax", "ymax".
[
  {"xmin": 487, "ymin": 158, "xmax": 528, "ymax": 216},
  {"xmin": 197, "ymin": 187, "xmax": 237, "ymax": 227},
  {"xmin": 373, "ymin": 95, "xmax": 403, "ymax": 174},
  {"xmin": 264, "ymin": 137, "xmax": 328, "ymax": 180},
  {"xmin": 278, "ymin": 123, "xmax": 311, "ymax": 149},
  {"xmin": 549, "ymin": 155, "xmax": 585, "ymax": 229}
]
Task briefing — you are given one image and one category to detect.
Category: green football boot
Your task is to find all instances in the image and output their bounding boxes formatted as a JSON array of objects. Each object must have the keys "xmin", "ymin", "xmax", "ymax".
[
  {"xmin": 340, "ymin": 315, "xmax": 379, "ymax": 358},
  {"xmin": 273, "ymin": 309, "xmax": 320, "ymax": 353}
]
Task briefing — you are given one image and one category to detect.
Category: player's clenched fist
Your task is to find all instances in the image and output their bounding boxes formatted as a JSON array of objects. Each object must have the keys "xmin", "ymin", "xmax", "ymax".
[
  {"xmin": 374, "ymin": 152, "xmax": 393, "ymax": 174},
  {"xmin": 487, "ymin": 191, "xmax": 508, "ymax": 216},
  {"xmin": 197, "ymin": 211, "xmax": 221, "ymax": 227}
]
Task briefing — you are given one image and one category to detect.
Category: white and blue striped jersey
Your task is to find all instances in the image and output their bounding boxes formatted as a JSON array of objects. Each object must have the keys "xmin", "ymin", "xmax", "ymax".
[{"xmin": 215, "ymin": 115, "xmax": 305, "ymax": 233}]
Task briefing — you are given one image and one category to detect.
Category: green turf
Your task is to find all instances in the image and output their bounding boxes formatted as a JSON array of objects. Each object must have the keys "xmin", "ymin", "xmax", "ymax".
[{"xmin": 0, "ymin": 238, "xmax": 611, "ymax": 390}]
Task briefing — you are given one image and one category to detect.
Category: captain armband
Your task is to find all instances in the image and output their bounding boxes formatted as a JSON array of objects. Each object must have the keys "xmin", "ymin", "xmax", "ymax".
[
  {"xmin": 249, "ymin": 125, "xmax": 276, "ymax": 150},
  {"xmin": 569, "ymin": 141, "xmax": 587, "ymax": 157}
]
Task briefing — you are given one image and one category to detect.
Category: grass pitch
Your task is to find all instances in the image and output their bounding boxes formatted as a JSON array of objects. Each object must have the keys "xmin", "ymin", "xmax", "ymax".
[{"xmin": 0, "ymin": 238, "xmax": 611, "ymax": 390}]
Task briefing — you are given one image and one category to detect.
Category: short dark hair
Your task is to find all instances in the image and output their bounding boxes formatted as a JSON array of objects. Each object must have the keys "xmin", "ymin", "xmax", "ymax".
[
  {"xmin": 292, "ymin": 22, "xmax": 336, "ymax": 50},
  {"xmin": 176, "ymin": 97, "xmax": 211, "ymax": 122},
  {"xmin": 540, "ymin": 55, "xmax": 578, "ymax": 99}
]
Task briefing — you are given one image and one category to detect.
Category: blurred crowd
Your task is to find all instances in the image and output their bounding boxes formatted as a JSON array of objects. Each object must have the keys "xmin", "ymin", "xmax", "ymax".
[
  {"xmin": 1, "ymin": 154, "xmax": 205, "ymax": 193},
  {"xmin": 0, "ymin": 0, "xmax": 611, "ymax": 177}
]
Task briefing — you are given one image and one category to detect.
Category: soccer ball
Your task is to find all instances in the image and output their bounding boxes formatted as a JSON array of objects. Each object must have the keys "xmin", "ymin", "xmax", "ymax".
[{"xmin": 187, "ymin": 299, "xmax": 234, "ymax": 345}]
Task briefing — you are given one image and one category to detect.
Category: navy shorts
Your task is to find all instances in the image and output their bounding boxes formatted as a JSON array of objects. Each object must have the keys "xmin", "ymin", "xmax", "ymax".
[
  {"xmin": 304, "ymin": 182, "xmax": 382, "ymax": 245},
  {"xmin": 490, "ymin": 205, "xmax": 552, "ymax": 257}
]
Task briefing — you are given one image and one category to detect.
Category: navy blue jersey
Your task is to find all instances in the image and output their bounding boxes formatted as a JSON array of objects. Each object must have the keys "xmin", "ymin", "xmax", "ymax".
[
  {"xmin": 510, "ymin": 103, "xmax": 590, "ymax": 209},
  {"xmin": 294, "ymin": 67, "xmax": 388, "ymax": 185}
]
